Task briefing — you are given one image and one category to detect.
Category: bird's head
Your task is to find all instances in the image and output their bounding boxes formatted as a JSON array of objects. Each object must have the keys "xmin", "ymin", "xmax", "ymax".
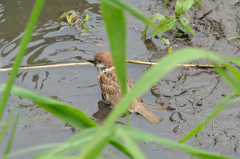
[{"xmin": 88, "ymin": 51, "xmax": 114, "ymax": 73}]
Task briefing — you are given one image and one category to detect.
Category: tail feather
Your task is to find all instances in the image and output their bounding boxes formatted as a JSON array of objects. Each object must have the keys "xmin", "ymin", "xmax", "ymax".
[
  {"xmin": 142, "ymin": 103, "xmax": 170, "ymax": 111},
  {"xmin": 134, "ymin": 105, "xmax": 163, "ymax": 124}
]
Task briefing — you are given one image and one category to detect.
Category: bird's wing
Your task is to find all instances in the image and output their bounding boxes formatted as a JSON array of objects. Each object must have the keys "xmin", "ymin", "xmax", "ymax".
[{"xmin": 98, "ymin": 71, "xmax": 122, "ymax": 106}]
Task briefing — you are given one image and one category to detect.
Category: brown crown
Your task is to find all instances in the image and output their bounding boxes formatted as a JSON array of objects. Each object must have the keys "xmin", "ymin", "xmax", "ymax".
[{"xmin": 94, "ymin": 51, "xmax": 114, "ymax": 68}]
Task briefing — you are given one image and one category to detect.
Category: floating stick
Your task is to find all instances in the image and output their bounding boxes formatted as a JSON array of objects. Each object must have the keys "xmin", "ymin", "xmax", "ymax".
[{"xmin": 0, "ymin": 60, "xmax": 224, "ymax": 72}]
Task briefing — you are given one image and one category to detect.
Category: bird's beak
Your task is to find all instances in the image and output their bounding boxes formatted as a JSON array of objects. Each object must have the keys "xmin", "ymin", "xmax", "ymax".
[{"xmin": 87, "ymin": 59, "xmax": 96, "ymax": 64}]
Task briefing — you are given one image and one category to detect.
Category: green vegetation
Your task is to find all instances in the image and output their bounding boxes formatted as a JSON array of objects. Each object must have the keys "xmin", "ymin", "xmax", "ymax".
[
  {"xmin": 0, "ymin": 0, "xmax": 239, "ymax": 158},
  {"xmin": 141, "ymin": 0, "xmax": 195, "ymax": 41}
]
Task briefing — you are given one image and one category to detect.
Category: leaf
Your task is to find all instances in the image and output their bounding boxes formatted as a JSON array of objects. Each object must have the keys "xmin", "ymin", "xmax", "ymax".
[
  {"xmin": 159, "ymin": 38, "xmax": 170, "ymax": 46},
  {"xmin": 119, "ymin": 126, "xmax": 231, "ymax": 159},
  {"xmin": 193, "ymin": 0, "xmax": 201, "ymax": 8},
  {"xmin": 102, "ymin": 0, "xmax": 155, "ymax": 29},
  {"xmin": 78, "ymin": 129, "xmax": 115, "ymax": 159},
  {"xmin": 164, "ymin": 0, "xmax": 168, "ymax": 8},
  {"xmin": 3, "ymin": 113, "xmax": 20, "ymax": 158},
  {"xmin": 228, "ymin": 34, "xmax": 240, "ymax": 40},
  {"xmin": 168, "ymin": 45, "xmax": 173, "ymax": 53},
  {"xmin": 141, "ymin": 13, "xmax": 166, "ymax": 40},
  {"xmin": 173, "ymin": 33, "xmax": 183, "ymax": 38},
  {"xmin": 116, "ymin": 128, "xmax": 146, "ymax": 159},
  {"xmin": 224, "ymin": 56, "xmax": 240, "ymax": 66},
  {"xmin": 0, "ymin": 0, "xmax": 45, "ymax": 122},
  {"xmin": 80, "ymin": 32, "xmax": 91, "ymax": 35},
  {"xmin": 0, "ymin": 108, "xmax": 16, "ymax": 145},
  {"xmin": 81, "ymin": 23, "xmax": 93, "ymax": 31},
  {"xmin": 0, "ymin": 85, "xmax": 97, "ymax": 130},
  {"xmin": 83, "ymin": 13, "xmax": 92, "ymax": 22},
  {"xmin": 150, "ymin": 16, "xmax": 177, "ymax": 36},
  {"xmin": 175, "ymin": 0, "xmax": 194, "ymax": 16},
  {"xmin": 177, "ymin": 17, "xmax": 195, "ymax": 36},
  {"xmin": 100, "ymin": 0, "xmax": 127, "ymax": 95}
]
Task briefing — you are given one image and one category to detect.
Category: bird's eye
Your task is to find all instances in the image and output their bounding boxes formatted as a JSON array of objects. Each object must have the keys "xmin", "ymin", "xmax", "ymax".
[{"xmin": 97, "ymin": 60, "xmax": 101, "ymax": 62}]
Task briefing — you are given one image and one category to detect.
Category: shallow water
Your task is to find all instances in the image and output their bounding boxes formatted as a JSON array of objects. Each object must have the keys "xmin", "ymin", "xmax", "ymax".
[{"xmin": 0, "ymin": 0, "xmax": 240, "ymax": 158}]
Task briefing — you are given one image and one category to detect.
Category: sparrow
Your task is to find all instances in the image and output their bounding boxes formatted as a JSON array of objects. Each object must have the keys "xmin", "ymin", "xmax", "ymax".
[{"xmin": 88, "ymin": 51, "xmax": 169, "ymax": 124}]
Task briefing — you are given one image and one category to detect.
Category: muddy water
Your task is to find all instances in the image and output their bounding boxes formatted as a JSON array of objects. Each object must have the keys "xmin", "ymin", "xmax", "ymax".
[{"xmin": 0, "ymin": 0, "xmax": 240, "ymax": 158}]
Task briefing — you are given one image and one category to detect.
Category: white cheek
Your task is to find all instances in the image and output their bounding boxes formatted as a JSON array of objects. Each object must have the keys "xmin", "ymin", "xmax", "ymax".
[{"xmin": 96, "ymin": 63, "xmax": 105, "ymax": 68}]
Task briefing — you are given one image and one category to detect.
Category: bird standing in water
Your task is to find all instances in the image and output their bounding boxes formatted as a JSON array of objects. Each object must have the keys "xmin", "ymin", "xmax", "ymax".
[{"xmin": 88, "ymin": 51, "xmax": 169, "ymax": 124}]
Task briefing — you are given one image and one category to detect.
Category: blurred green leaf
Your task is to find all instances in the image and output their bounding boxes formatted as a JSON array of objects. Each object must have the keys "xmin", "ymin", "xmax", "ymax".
[
  {"xmin": 0, "ymin": 86, "xmax": 97, "ymax": 130},
  {"xmin": 175, "ymin": 0, "xmax": 194, "ymax": 16},
  {"xmin": 82, "ymin": 13, "xmax": 93, "ymax": 31},
  {"xmin": 224, "ymin": 56, "xmax": 240, "ymax": 66},
  {"xmin": 100, "ymin": 0, "xmax": 127, "ymax": 95},
  {"xmin": 164, "ymin": 0, "xmax": 168, "ymax": 8},
  {"xmin": 177, "ymin": 17, "xmax": 195, "ymax": 36},
  {"xmin": 174, "ymin": 33, "xmax": 184, "ymax": 38},
  {"xmin": 0, "ymin": 108, "xmax": 16, "ymax": 145},
  {"xmin": 83, "ymin": 13, "xmax": 92, "ymax": 22},
  {"xmin": 141, "ymin": 13, "xmax": 165, "ymax": 40},
  {"xmin": 228, "ymin": 34, "xmax": 240, "ymax": 40},
  {"xmin": 193, "ymin": 0, "xmax": 201, "ymax": 8},
  {"xmin": 3, "ymin": 113, "xmax": 20, "ymax": 159},
  {"xmin": 120, "ymin": 126, "xmax": 231, "ymax": 159},
  {"xmin": 80, "ymin": 32, "xmax": 91, "ymax": 35},
  {"xmin": 0, "ymin": 0, "xmax": 45, "ymax": 122},
  {"xmin": 150, "ymin": 16, "xmax": 177, "ymax": 36},
  {"xmin": 81, "ymin": 23, "xmax": 93, "ymax": 31},
  {"xmin": 116, "ymin": 128, "xmax": 146, "ymax": 159},
  {"xmin": 159, "ymin": 38, "xmax": 170, "ymax": 46},
  {"xmin": 168, "ymin": 45, "xmax": 173, "ymax": 53},
  {"xmin": 2, "ymin": 144, "xmax": 58, "ymax": 159},
  {"xmin": 213, "ymin": 62, "xmax": 240, "ymax": 95},
  {"xmin": 102, "ymin": 0, "xmax": 155, "ymax": 29},
  {"xmin": 79, "ymin": 129, "xmax": 114, "ymax": 159}
]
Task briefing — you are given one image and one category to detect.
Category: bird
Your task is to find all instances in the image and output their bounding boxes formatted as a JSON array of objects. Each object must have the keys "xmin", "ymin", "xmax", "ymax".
[{"xmin": 87, "ymin": 51, "xmax": 169, "ymax": 124}]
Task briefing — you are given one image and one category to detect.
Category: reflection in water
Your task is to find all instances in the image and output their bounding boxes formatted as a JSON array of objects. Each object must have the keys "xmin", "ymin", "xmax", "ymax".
[
  {"xmin": 0, "ymin": 0, "xmax": 103, "ymax": 68},
  {"xmin": 31, "ymin": 71, "xmax": 49, "ymax": 89},
  {"xmin": 16, "ymin": 71, "xmax": 28, "ymax": 82},
  {"xmin": 92, "ymin": 101, "xmax": 125, "ymax": 125}
]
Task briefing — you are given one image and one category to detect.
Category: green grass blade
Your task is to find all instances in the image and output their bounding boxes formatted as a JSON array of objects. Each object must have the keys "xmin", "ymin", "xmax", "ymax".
[
  {"xmin": 116, "ymin": 128, "xmax": 146, "ymax": 159},
  {"xmin": 79, "ymin": 48, "xmax": 224, "ymax": 158},
  {"xmin": 3, "ymin": 113, "xmax": 20, "ymax": 159},
  {"xmin": 164, "ymin": 0, "xmax": 168, "ymax": 8},
  {"xmin": 2, "ymin": 144, "xmax": 58, "ymax": 159},
  {"xmin": 223, "ymin": 62, "xmax": 240, "ymax": 84},
  {"xmin": 141, "ymin": 13, "xmax": 166, "ymax": 40},
  {"xmin": 78, "ymin": 129, "xmax": 115, "ymax": 159},
  {"xmin": 119, "ymin": 126, "xmax": 231, "ymax": 159},
  {"xmin": 109, "ymin": 141, "xmax": 133, "ymax": 158},
  {"xmin": 150, "ymin": 16, "xmax": 177, "ymax": 36},
  {"xmin": 0, "ymin": 0, "xmax": 45, "ymax": 121},
  {"xmin": 224, "ymin": 56, "xmax": 240, "ymax": 65},
  {"xmin": 177, "ymin": 17, "xmax": 195, "ymax": 35},
  {"xmin": 0, "ymin": 108, "xmax": 16, "ymax": 145},
  {"xmin": 0, "ymin": 85, "xmax": 97, "ymax": 129},
  {"xmin": 100, "ymin": 0, "xmax": 127, "ymax": 95},
  {"xmin": 213, "ymin": 62, "xmax": 240, "ymax": 95},
  {"xmin": 102, "ymin": 0, "xmax": 155, "ymax": 29},
  {"xmin": 175, "ymin": 0, "xmax": 194, "ymax": 16},
  {"xmin": 34, "ymin": 127, "xmax": 132, "ymax": 158},
  {"xmin": 178, "ymin": 93, "xmax": 237, "ymax": 144}
]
